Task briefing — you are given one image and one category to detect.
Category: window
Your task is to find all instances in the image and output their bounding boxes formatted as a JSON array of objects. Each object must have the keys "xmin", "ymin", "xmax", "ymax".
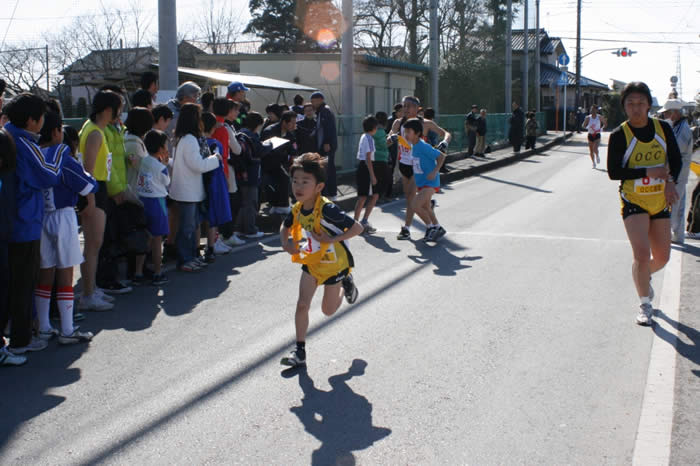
[
  {"xmin": 393, "ymin": 88, "xmax": 402, "ymax": 105},
  {"xmin": 365, "ymin": 86, "xmax": 375, "ymax": 114}
]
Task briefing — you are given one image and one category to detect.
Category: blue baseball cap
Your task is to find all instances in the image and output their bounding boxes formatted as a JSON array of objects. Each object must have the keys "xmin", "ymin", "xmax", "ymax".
[
  {"xmin": 310, "ymin": 91, "xmax": 325, "ymax": 100},
  {"xmin": 228, "ymin": 81, "xmax": 250, "ymax": 93}
]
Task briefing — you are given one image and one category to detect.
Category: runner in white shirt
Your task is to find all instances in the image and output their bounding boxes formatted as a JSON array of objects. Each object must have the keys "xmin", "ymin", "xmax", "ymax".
[{"xmin": 583, "ymin": 105, "xmax": 606, "ymax": 168}]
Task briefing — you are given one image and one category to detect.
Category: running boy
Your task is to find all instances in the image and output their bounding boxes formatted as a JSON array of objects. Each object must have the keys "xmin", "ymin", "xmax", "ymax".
[
  {"xmin": 138, "ymin": 130, "xmax": 171, "ymax": 285},
  {"xmin": 403, "ymin": 118, "xmax": 447, "ymax": 242},
  {"xmin": 280, "ymin": 153, "xmax": 364, "ymax": 367},
  {"xmin": 35, "ymin": 111, "xmax": 97, "ymax": 344},
  {"xmin": 353, "ymin": 115, "xmax": 379, "ymax": 234}
]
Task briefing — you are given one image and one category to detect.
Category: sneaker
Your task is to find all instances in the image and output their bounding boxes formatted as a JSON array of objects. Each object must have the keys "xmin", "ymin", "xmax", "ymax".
[
  {"xmin": 38, "ymin": 327, "xmax": 59, "ymax": 341},
  {"xmin": 58, "ymin": 327, "xmax": 94, "ymax": 345},
  {"xmin": 361, "ymin": 220, "xmax": 377, "ymax": 234},
  {"xmin": 423, "ymin": 226, "xmax": 436, "ymax": 242},
  {"xmin": 280, "ymin": 349, "xmax": 306, "ymax": 367},
  {"xmin": 101, "ymin": 281, "xmax": 133, "ymax": 295},
  {"xmin": 224, "ymin": 234, "xmax": 245, "ymax": 247},
  {"xmin": 78, "ymin": 293, "xmax": 114, "ymax": 312},
  {"xmin": 342, "ymin": 274, "xmax": 359, "ymax": 304},
  {"xmin": 152, "ymin": 273, "xmax": 170, "ymax": 286},
  {"xmin": 94, "ymin": 288, "xmax": 115, "ymax": 303},
  {"xmin": 397, "ymin": 226, "xmax": 411, "ymax": 240},
  {"xmin": 73, "ymin": 312, "xmax": 86, "ymax": 322},
  {"xmin": 179, "ymin": 260, "xmax": 202, "ymax": 272},
  {"xmin": 214, "ymin": 238, "xmax": 232, "ymax": 255},
  {"xmin": 8, "ymin": 336, "xmax": 48, "ymax": 354},
  {"xmin": 686, "ymin": 231, "xmax": 700, "ymax": 240},
  {"xmin": 431, "ymin": 226, "xmax": 447, "ymax": 242},
  {"xmin": 244, "ymin": 231, "xmax": 265, "ymax": 239},
  {"xmin": 129, "ymin": 275, "xmax": 146, "ymax": 286},
  {"xmin": 202, "ymin": 250, "xmax": 216, "ymax": 264},
  {"xmin": 0, "ymin": 347, "xmax": 27, "ymax": 366},
  {"xmin": 636, "ymin": 303, "xmax": 653, "ymax": 326}
]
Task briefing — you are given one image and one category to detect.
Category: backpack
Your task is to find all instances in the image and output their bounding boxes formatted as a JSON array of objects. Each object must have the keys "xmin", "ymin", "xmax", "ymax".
[{"xmin": 231, "ymin": 131, "xmax": 255, "ymax": 180}]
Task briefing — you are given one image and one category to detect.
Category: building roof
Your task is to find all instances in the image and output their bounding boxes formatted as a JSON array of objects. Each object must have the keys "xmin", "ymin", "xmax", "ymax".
[
  {"xmin": 169, "ymin": 66, "xmax": 319, "ymax": 92},
  {"xmin": 60, "ymin": 46, "xmax": 157, "ymax": 74},
  {"xmin": 182, "ymin": 40, "xmax": 262, "ymax": 55},
  {"xmin": 362, "ymin": 55, "xmax": 429, "ymax": 73},
  {"xmin": 540, "ymin": 63, "xmax": 608, "ymax": 89},
  {"xmin": 511, "ymin": 29, "xmax": 564, "ymax": 55}
]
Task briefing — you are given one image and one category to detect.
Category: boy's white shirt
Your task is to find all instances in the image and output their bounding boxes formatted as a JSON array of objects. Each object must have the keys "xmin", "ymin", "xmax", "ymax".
[{"xmin": 356, "ymin": 132, "xmax": 375, "ymax": 161}]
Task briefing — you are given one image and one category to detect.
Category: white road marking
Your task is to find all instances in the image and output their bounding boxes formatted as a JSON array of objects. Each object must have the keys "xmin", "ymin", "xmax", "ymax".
[{"xmin": 632, "ymin": 248, "xmax": 682, "ymax": 466}]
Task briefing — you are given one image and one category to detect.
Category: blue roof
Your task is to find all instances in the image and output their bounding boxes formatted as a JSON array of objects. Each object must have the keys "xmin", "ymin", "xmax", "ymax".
[{"xmin": 363, "ymin": 55, "xmax": 429, "ymax": 73}]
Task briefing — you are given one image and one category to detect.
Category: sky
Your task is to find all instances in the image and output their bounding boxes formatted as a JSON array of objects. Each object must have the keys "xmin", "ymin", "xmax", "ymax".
[{"xmin": 1, "ymin": 0, "xmax": 698, "ymax": 104}]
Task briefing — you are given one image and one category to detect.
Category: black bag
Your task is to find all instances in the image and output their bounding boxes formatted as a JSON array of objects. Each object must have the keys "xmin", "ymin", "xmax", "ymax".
[
  {"xmin": 115, "ymin": 203, "xmax": 149, "ymax": 255},
  {"xmin": 231, "ymin": 131, "xmax": 255, "ymax": 179}
]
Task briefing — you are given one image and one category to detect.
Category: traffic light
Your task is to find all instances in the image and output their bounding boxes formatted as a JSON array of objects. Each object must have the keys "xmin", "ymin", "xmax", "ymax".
[{"xmin": 612, "ymin": 47, "xmax": 636, "ymax": 57}]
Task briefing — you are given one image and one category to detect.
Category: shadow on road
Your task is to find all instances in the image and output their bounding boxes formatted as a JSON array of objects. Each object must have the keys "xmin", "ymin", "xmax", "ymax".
[
  {"xmin": 360, "ymin": 234, "xmax": 401, "ymax": 253},
  {"xmin": 282, "ymin": 360, "xmax": 391, "ymax": 465},
  {"xmin": 653, "ymin": 309, "xmax": 699, "ymax": 378},
  {"xmin": 408, "ymin": 238, "xmax": 483, "ymax": 276},
  {"xmin": 477, "ymin": 174, "xmax": 553, "ymax": 193}
]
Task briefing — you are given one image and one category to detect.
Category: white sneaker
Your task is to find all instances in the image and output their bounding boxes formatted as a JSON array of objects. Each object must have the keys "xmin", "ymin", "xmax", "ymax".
[
  {"xmin": 59, "ymin": 327, "xmax": 94, "ymax": 345},
  {"xmin": 636, "ymin": 303, "xmax": 653, "ymax": 326},
  {"xmin": 94, "ymin": 288, "xmax": 115, "ymax": 302},
  {"xmin": 78, "ymin": 293, "xmax": 114, "ymax": 312},
  {"xmin": 0, "ymin": 346, "xmax": 27, "ymax": 366},
  {"xmin": 686, "ymin": 232, "xmax": 700, "ymax": 240},
  {"xmin": 224, "ymin": 234, "xmax": 245, "ymax": 247},
  {"xmin": 8, "ymin": 336, "xmax": 48, "ymax": 354},
  {"xmin": 244, "ymin": 231, "xmax": 265, "ymax": 239},
  {"xmin": 38, "ymin": 327, "xmax": 59, "ymax": 341},
  {"xmin": 214, "ymin": 238, "xmax": 232, "ymax": 255}
]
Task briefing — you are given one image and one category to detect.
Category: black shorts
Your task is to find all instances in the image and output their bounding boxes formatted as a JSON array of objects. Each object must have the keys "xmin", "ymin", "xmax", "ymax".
[
  {"xmin": 356, "ymin": 161, "xmax": 373, "ymax": 196},
  {"xmin": 621, "ymin": 197, "xmax": 671, "ymax": 220},
  {"xmin": 301, "ymin": 266, "xmax": 350, "ymax": 285},
  {"xmin": 77, "ymin": 180, "xmax": 109, "ymax": 212},
  {"xmin": 399, "ymin": 163, "xmax": 414, "ymax": 179},
  {"xmin": 587, "ymin": 133, "xmax": 601, "ymax": 142},
  {"xmin": 373, "ymin": 161, "xmax": 390, "ymax": 197}
]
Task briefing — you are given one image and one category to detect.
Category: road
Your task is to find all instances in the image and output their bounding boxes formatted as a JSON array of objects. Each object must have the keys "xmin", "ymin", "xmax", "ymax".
[{"xmin": 1, "ymin": 135, "xmax": 697, "ymax": 465}]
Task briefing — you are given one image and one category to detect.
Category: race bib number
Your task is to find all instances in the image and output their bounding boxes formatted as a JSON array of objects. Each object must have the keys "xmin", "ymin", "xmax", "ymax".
[
  {"xmin": 397, "ymin": 136, "xmax": 412, "ymax": 162},
  {"xmin": 301, "ymin": 230, "xmax": 337, "ymax": 263},
  {"xmin": 106, "ymin": 152, "xmax": 113, "ymax": 181},
  {"xmin": 43, "ymin": 188, "xmax": 56, "ymax": 212},
  {"xmin": 137, "ymin": 173, "xmax": 153, "ymax": 194},
  {"xmin": 412, "ymin": 157, "xmax": 424, "ymax": 174},
  {"xmin": 634, "ymin": 176, "xmax": 664, "ymax": 195}
]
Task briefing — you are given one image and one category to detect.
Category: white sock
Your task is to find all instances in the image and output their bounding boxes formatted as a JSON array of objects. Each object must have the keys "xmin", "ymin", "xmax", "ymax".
[
  {"xmin": 35, "ymin": 286, "xmax": 53, "ymax": 332},
  {"xmin": 640, "ymin": 296, "xmax": 651, "ymax": 305},
  {"xmin": 57, "ymin": 286, "xmax": 75, "ymax": 336}
]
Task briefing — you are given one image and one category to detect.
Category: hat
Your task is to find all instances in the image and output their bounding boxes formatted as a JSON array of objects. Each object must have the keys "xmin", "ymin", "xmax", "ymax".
[
  {"xmin": 659, "ymin": 99, "xmax": 683, "ymax": 113},
  {"xmin": 471, "ymin": 104, "xmax": 478, "ymax": 108},
  {"xmin": 227, "ymin": 81, "xmax": 250, "ymax": 93},
  {"xmin": 175, "ymin": 81, "xmax": 201, "ymax": 100},
  {"xmin": 310, "ymin": 91, "xmax": 325, "ymax": 100}
]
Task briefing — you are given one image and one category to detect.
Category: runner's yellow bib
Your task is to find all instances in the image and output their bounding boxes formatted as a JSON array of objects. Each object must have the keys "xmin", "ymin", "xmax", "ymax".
[{"xmin": 620, "ymin": 118, "xmax": 668, "ymax": 215}]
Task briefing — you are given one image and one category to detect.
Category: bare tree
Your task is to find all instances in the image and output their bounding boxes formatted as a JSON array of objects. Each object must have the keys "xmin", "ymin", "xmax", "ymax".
[
  {"xmin": 192, "ymin": 0, "xmax": 248, "ymax": 54},
  {"xmin": 354, "ymin": 0, "xmax": 403, "ymax": 58},
  {"xmin": 0, "ymin": 43, "xmax": 49, "ymax": 94}
]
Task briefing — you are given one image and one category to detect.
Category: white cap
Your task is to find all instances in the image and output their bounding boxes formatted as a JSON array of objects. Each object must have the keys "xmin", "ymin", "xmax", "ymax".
[{"xmin": 659, "ymin": 99, "xmax": 683, "ymax": 113}]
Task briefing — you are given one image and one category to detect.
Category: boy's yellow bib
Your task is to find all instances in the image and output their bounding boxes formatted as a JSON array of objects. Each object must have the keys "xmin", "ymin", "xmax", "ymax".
[{"xmin": 620, "ymin": 118, "xmax": 668, "ymax": 215}]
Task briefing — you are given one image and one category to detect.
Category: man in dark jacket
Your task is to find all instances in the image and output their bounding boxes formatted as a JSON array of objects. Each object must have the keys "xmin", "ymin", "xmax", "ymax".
[
  {"xmin": 296, "ymin": 103, "xmax": 317, "ymax": 154},
  {"xmin": 475, "ymin": 108, "xmax": 488, "ymax": 157},
  {"xmin": 464, "ymin": 104, "xmax": 479, "ymax": 156},
  {"xmin": 509, "ymin": 102, "xmax": 525, "ymax": 153},
  {"xmin": 261, "ymin": 110, "xmax": 298, "ymax": 214},
  {"xmin": 310, "ymin": 92, "xmax": 338, "ymax": 198}
]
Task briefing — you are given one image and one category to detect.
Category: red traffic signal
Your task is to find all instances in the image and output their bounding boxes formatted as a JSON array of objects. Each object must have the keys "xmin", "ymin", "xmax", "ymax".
[
  {"xmin": 612, "ymin": 47, "xmax": 636, "ymax": 57},
  {"xmin": 621, "ymin": 48, "xmax": 628, "ymax": 57}
]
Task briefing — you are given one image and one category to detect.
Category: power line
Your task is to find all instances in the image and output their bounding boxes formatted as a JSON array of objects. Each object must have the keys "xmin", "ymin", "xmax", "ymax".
[
  {"xmin": 0, "ymin": 0, "xmax": 20, "ymax": 50},
  {"xmin": 557, "ymin": 36, "xmax": 700, "ymax": 45}
]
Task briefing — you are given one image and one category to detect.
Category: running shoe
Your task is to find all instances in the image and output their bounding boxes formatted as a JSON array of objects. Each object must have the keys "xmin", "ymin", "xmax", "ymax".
[
  {"xmin": 636, "ymin": 303, "xmax": 653, "ymax": 326},
  {"xmin": 151, "ymin": 273, "xmax": 170, "ymax": 286},
  {"xmin": 280, "ymin": 349, "xmax": 306, "ymax": 367},
  {"xmin": 94, "ymin": 288, "xmax": 115, "ymax": 302},
  {"xmin": 179, "ymin": 261, "xmax": 201, "ymax": 273},
  {"xmin": 342, "ymin": 273, "xmax": 359, "ymax": 304},
  {"xmin": 38, "ymin": 327, "xmax": 59, "ymax": 341},
  {"xmin": 214, "ymin": 238, "xmax": 232, "ymax": 255},
  {"xmin": 686, "ymin": 232, "xmax": 700, "ymax": 240},
  {"xmin": 73, "ymin": 312, "xmax": 86, "ymax": 322},
  {"xmin": 423, "ymin": 227, "xmax": 436, "ymax": 242},
  {"xmin": 244, "ymin": 231, "xmax": 265, "ymax": 239},
  {"xmin": 361, "ymin": 220, "xmax": 377, "ymax": 235},
  {"xmin": 58, "ymin": 327, "xmax": 94, "ymax": 345},
  {"xmin": 224, "ymin": 234, "xmax": 246, "ymax": 247},
  {"xmin": 0, "ymin": 347, "xmax": 27, "ymax": 366},
  {"xmin": 431, "ymin": 226, "xmax": 447, "ymax": 242},
  {"xmin": 202, "ymin": 250, "xmax": 216, "ymax": 264},
  {"xmin": 397, "ymin": 226, "xmax": 411, "ymax": 240},
  {"xmin": 101, "ymin": 281, "xmax": 133, "ymax": 295},
  {"xmin": 78, "ymin": 294, "xmax": 114, "ymax": 312},
  {"xmin": 8, "ymin": 336, "xmax": 48, "ymax": 354},
  {"xmin": 129, "ymin": 275, "xmax": 146, "ymax": 287}
]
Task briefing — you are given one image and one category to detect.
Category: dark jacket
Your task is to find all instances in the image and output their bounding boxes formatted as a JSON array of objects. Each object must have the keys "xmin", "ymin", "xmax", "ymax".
[
  {"xmin": 296, "ymin": 117, "xmax": 317, "ymax": 154},
  {"xmin": 476, "ymin": 116, "xmax": 487, "ymax": 136},
  {"xmin": 0, "ymin": 170, "xmax": 16, "ymax": 242},
  {"xmin": 239, "ymin": 128, "xmax": 271, "ymax": 187},
  {"xmin": 261, "ymin": 122, "xmax": 297, "ymax": 172},
  {"xmin": 509, "ymin": 107, "xmax": 525, "ymax": 143},
  {"xmin": 315, "ymin": 104, "xmax": 337, "ymax": 153}
]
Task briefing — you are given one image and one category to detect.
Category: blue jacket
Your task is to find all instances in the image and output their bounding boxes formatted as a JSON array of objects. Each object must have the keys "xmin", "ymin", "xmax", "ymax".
[
  {"xmin": 42, "ymin": 144, "xmax": 97, "ymax": 211},
  {"xmin": 4, "ymin": 123, "xmax": 62, "ymax": 242}
]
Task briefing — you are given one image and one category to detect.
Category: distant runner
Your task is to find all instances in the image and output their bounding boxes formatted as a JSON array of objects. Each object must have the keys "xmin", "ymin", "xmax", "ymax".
[{"xmin": 583, "ymin": 105, "xmax": 606, "ymax": 168}]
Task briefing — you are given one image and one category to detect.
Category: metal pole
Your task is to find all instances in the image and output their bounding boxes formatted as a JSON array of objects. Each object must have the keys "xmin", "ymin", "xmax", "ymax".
[
  {"xmin": 563, "ymin": 80, "xmax": 567, "ymax": 136},
  {"xmin": 45, "ymin": 44, "xmax": 50, "ymax": 93},
  {"xmin": 505, "ymin": 0, "xmax": 512, "ymax": 114},
  {"xmin": 429, "ymin": 0, "xmax": 438, "ymax": 114},
  {"xmin": 158, "ymin": 0, "xmax": 178, "ymax": 93},
  {"xmin": 340, "ymin": 0, "xmax": 354, "ymax": 162},
  {"xmin": 535, "ymin": 0, "xmax": 540, "ymax": 113},
  {"xmin": 575, "ymin": 0, "xmax": 581, "ymax": 111},
  {"xmin": 522, "ymin": 0, "xmax": 528, "ymax": 112}
]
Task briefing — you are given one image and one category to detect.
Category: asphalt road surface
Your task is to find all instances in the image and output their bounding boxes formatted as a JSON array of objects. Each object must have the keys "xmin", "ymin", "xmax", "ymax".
[{"xmin": 1, "ymin": 135, "xmax": 697, "ymax": 465}]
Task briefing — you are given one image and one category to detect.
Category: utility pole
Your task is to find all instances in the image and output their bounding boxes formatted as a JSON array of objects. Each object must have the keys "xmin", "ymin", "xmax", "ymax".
[
  {"xmin": 535, "ymin": 0, "xmax": 540, "ymax": 112},
  {"xmin": 522, "ymin": 0, "xmax": 528, "ymax": 112},
  {"xmin": 45, "ymin": 44, "xmax": 49, "ymax": 93},
  {"xmin": 505, "ymin": 0, "xmax": 512, "ymax": 114},
  {"xmin": 340, "ymin": 0, "xmax": 354, "ymax": 161},
  {"xmin": 429, "ymin": 0, "xmax": 439, "ymax": 114},
  {"xmin": 158, "ymin": 0, "xmax": 178, "ymax": 95},
  {"xmin": 574, "ymin": 0, "xmax": 581, "ymax": 111}
]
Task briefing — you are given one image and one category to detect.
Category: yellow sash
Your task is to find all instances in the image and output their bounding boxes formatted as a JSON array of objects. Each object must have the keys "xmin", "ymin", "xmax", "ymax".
[{"xmin": 290, "ymin": 194, "xmax": 330, "ymax": 266}]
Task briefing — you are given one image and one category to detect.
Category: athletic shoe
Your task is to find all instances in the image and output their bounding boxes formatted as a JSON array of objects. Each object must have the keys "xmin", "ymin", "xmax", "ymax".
[
  {"xmin": 214, "ymin": 238, "xmax": 232, "ymax": 255},
  {"xmin": 202, "ymin": 250, "xmax": 216, "ymax": 264},
  {"xmin": 152, "ymin": 273, "xmax": 169, "ymax": 286},
  {"xmin": 78, "ymin": 294, "xmax": 114, "ymax": 312},
  {"xmin": 423, "ymin": 227, "xmax": 436, "ymax": 242},
  {"xmin": 58, "ymin": 327, "xmax": 94, "ymax": 345},
  {"xmin": 129, "ymin": 275, "xmax": 146, "ymax": 287},
  {"xmin": 0, "ymin": 347, "xmax": 27, "ymax": 366},
  {"xmin": 361, "ymin": 220, "xmax": 377, "ymax": 235},
  {"xmin": 38, "ymin": 327, "xmax": 59, "ymax": 341},
  {"xmin": 224, "ymin": 234, "xmax": 245, "ymax": 247},
  {"xmin": 101, "ymin": 281, "xmax": 133, "ymax": 295},
  {"xmin": 636, "ymin": 303, "xmax": 653, "ymax": 326},
  {"xmin": 397, "ymin": 226, "xmax": 411, "ymax": 240},
  {"xmin": 431, "ymin": 226, "xmax": 447, "ymax": 241},
  {"xmin": 244, "ymin": 231, "xmax": 265, "ymax": 239},
  {"xmin": 8, "ymin": 336, "xmax": 48, "ymax": 354},
  {"xmin": 179, "ymin": 261, "xmax": 201, "ymax": 272},
  {"xmin": 342, "ymin": 274, "xmax": 359, "ymax": 304},
  {"xmin": 686, "ymin": 232, "xmax": 700, "ymax": 240},
  {"xmin": 592, "ymin": 162, "xmax": 596, "ymax": 169},
  {"xmin": 280, "ymin": 349, "xmax": 306, "ymax": 367},
  {"xmin": 94, "ymin": 288, "xmax": 115, "ymax": 302},
  {"xmin": 73, "ymin": 312, "xmax": 86, "ymax": 322}
]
